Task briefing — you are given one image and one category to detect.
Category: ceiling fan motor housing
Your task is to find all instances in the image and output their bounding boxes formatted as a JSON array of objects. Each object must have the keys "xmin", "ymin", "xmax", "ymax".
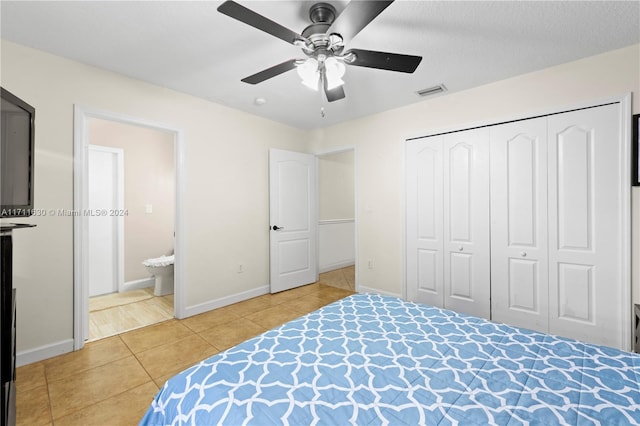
[{"xmin": 302, "ymin": 3, "xmax": 344, "ymax": 57}]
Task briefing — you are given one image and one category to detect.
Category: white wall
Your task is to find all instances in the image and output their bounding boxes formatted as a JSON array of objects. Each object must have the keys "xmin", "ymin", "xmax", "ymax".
[
  {"xmin": 310, "ymin": 44, "xmax": 640, "ymax": 299},
  {"xmin": 318, "ymin": 150, "xmax": 354, "ymax": 221},
  {"xmin": 1, "ymin": 40, "xmax": 307, "ymax": 357},
  {"xmin": 2, "ymin": 39, "xmax": 638, "ymax": 361}
]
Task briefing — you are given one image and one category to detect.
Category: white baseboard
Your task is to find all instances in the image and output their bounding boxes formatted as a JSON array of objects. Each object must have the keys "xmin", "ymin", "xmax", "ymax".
[
  {"xmin": 183, "ymin": 285, "xmax": 270, "ymax": 318},
  {"xmin": 357, "ymin": 285, "xmax": 403, "ymax": 299},
  {"xmin": 319, "ymin": 261, "xmax": 355, "ymax": 274},
  {"xmin": 120, "ymin": 277, "xmax": 154, "ymax": 293},
  {"xmin": 17, "ymin": 338, "xmax": 74, "ymax": 367}
]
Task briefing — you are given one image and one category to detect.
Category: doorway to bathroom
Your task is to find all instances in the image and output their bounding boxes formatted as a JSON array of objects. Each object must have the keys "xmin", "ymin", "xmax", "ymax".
[{"xmin": 73, "ymin": 107, "xmax": 184, "ymax": 349}]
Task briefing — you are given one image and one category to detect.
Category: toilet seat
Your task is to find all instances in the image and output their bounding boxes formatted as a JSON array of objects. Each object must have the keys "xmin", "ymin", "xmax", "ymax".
[{"xmin": 143, "ymin": 255, "xmax": 174, "ymax": 267}]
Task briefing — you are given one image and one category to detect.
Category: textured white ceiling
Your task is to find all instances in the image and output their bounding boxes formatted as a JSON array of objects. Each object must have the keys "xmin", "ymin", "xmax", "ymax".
[{"xmin": 1, "ymin": 1, "xmax": 638, "ymax": 130}]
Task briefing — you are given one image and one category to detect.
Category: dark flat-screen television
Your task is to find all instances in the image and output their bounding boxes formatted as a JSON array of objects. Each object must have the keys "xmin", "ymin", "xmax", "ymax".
[{"xmin": 0, "ymin": 87, "xmax": 35, "ymax": 218}]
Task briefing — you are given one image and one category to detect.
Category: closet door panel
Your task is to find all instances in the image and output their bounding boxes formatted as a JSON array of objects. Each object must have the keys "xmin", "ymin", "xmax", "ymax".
[
  {"xmin": 547, "ymin": 103, "xmax": 622, "ymax": 349},
  {"xmin": 490, "ymin": 118, "xmax": 548, "ymax": 332},
  {"xmin": 406, "ymin": 137, "xmax": 444, "ymax": 306},
  {"xmin": 443, "ymin": 128, "xmax": 490, "ymax": 319}
]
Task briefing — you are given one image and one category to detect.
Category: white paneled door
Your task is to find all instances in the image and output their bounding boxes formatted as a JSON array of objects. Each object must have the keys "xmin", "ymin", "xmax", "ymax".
[
  {"xmin": 547, "ymin": 104, "xmax": 623, "ymax": 349},
  {"xmin": 442, "ymin": 129, "xmax": 490, "ymax": 319},
  {"xmin": 269, "ymin": 149, "xmax": 317, "ymax": 293},
  {"xmin": 490, "ymin": 117, "xmax": 549, "ymax": 333},
  {"xmin": 406, "ymin": 129, "xmax": 490, "ymax": 319},
  {"xmin": 87, "ymin": 145, "xmax": 124, "ymax": 297}
]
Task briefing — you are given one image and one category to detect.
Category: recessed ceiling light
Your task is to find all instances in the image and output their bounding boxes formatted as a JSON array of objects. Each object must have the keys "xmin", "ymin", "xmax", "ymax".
[{"xmin": 254, "ymin": 97, "xmax": 267, "ymax": 106}]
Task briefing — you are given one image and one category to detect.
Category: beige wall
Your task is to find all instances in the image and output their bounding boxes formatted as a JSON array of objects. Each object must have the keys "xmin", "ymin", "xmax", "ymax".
[
  {"xmin": 88, "ymin": 118, "xmax": 175, "ymax": 283},
  {"xmin": 1, "ymin": 38, "xmax": 638, "ymax": 359},
  {"xmin": 1, "ymin": 40, "xmax": 307, "ymax": 354},
  {"xmin": 318, "ymin": 150, "xmax": 354, "ymax": 221},
  {"xmin": 310, "ymin": 44, "xmax": 640, "ymax": 299}
]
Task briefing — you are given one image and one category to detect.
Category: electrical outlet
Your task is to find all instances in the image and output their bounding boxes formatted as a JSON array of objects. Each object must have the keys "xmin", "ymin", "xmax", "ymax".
[{"xmin": 367, "ymin": 259, "xmax": 374, "ymax": 269}]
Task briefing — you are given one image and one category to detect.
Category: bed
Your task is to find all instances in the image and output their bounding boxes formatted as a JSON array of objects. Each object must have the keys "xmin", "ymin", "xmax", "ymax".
[{"xmin": 141, "ymin": 294, "xmax": 640, "ymax": 425}]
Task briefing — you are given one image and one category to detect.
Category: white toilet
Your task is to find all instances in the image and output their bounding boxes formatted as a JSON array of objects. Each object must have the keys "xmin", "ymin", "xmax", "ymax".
[{"xmin": 143, "ymin": 254, "xmax": 174, "ymax": 296}]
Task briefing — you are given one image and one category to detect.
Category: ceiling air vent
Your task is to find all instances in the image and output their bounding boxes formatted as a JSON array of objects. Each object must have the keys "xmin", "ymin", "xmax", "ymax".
[{"xmin": 416, "ymin": 84, "xmax": 447, "ymax": 97}]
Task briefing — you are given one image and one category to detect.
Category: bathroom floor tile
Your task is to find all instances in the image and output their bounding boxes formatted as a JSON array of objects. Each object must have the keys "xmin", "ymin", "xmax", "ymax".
[
  {"xmin": 136, "ymin": 334, "xmax": 219, "ymax": 380},
  {"xmin": 44, "ymin": 336, "xmax": 132, "ymax": 383},
  {"xmin": 48, "ymin": 356, "xmax": 150, "ymax": 420},
  {"xmin": 89, "ymin": 289, "xmax": 153, "ymax": 312},
  {"xmin": 199, "ymin": 317, "xmax": 267, "ymax": 351},
  {"xmin": 89, "ymin": 297, "xmax": 173, "ymax": 341},
  {"xmin": 120, "ymin": 319, "xmax": 194, "ymax": 354},
  {"xmin": 52, "ymin": 381, "xmax": 158, "ymax": 426}
]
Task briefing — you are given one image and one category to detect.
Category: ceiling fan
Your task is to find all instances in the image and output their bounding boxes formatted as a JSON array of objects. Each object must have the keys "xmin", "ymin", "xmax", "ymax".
[{"xmin": 217, "ymin": 0, "xmax": 422, "ymax": 102}]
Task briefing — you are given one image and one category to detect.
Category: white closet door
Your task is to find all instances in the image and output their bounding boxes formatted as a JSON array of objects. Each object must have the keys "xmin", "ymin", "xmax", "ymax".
[
  {"xmin": 406, "ymin": 137, "xmax": 444, "ymax": 307},
  {"xmin": 443, "ymin": 128, "xmax": 490, "ymax": 319},
  {"xmin": 547, "ymin": 104, "xmax": 623, "ymax": 348},
  {"xmin": 490, "ymin": 118, "xmax": 549, "ymax": 332}
]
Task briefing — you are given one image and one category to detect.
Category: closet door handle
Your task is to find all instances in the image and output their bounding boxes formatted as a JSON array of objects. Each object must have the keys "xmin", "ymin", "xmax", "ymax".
[
  {"xmin": 521, "ymin": 251, "xmax": 527, "ymax": 257},
  {"xmin": 272, "ymin": 225, "xmax": 284, "ymax": 231},
  {"xmin": 458, "ymin": 246, "xmax": 464, "ymax": 251}
]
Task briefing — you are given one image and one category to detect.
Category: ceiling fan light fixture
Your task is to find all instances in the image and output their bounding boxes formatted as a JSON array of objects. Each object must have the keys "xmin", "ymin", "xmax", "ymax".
[
  {"xmin": 297, "ymin": 58, "xmax": 320, "ymax": 91},
  {"xmin": 324, "ymin": 56, "xmax": 346, "ymax": 90}
]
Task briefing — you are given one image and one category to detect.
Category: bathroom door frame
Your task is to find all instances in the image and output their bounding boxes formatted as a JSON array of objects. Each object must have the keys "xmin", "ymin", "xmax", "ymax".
[{"xmin": 73, "ymin": 105, "xmax": 185, "ymax": 350}]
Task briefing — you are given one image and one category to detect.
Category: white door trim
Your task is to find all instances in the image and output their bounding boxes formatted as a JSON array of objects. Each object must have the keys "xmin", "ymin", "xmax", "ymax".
[
  {"xmin": 73, "ymin": 105, "xmax": 186, "ymax": 350},
  {"xmin": 87, "ymin": 144, "xmax": 125, "ymax": 295},
  {"xmin": 314, "ymin": 146, "xmax": 358, "ymax": 292}
]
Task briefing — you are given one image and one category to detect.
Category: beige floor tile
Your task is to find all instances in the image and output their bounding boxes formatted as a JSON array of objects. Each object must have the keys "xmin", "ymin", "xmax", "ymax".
[
  {"xmin": 120, "ymin": 319, "xmax": 194, "ymax": 354},
  {"xmin": 225, "ymin": 294, "xmax": 280, "ymax": 317},
  {"xmin": 48, "ymin": 356, "xmax": 150, "ymax": 420},
  {"xmin": 157, "ymin": 294, "xmax": 174, "ymax": 316},
  {"xmin": 136, "ymin": 334, "xmax": 218, "ymax": 380},
  {"xmin": 89, "ymin": 289, "xmax": 153, "ymax": 312},
  {"xmin": 181, "ymin": 306, "xmax": 240, "ymax": 333},
  {"xmin": 16, "ymin": 361, "xmax": 46, "ymax": 392},
  {"xmin": 44, "ymin": 336, "xmax": 132, "ymax": 383},
  {"xmin": 53, "ymin": 381, "xmax": 159, "ymax": 426},
  {"xmin": 319, "ymin": 269, "xmax": 349, "ymax": 288},
  {"xmin": 245, "ymin": 305, "xmax": 306, "ymax": 330},
  {"xmin": 199, "ymin": 317, "xmax": 267, "ymax": 351},
  {"xmin": 16, "ymin": 384, "xmax": 51, "ymax": 426},
  {"xmin": 89, "ymin": 298, "xmax": 173, "ymax": 341},
  {"xmin": 287, "ymin": 293, "xmax": 332, "ymax": 315}
]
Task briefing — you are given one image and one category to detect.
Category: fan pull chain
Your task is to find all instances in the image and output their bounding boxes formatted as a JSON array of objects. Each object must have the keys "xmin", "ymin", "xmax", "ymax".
[{"xmin": 320, "ymin": 71, "xmax": 326, "ymax": 118}]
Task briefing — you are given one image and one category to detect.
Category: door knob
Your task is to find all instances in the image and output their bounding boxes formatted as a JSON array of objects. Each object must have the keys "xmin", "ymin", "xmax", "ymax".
[
  {"xmin": 458, "ymin": 246, "xmax": 464, "ymax": 251},
  {"xmin": 272, "ymin": 225, "xmax": 283, "ymax": 231},
  {"xmin": 521, "ymin": 251, "xmax": 527, "ymax": 257}
]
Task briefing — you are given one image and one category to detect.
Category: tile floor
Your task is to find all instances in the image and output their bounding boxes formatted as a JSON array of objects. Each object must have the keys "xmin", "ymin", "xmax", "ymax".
[
  {"xmin": 89, "ymin": 288, "xmax": 174, "ymax": 341},
  {"xmin": 88, "ymin": 265, "xmax": 355, "ymax": 341},
  {"xmin": 16, "ymin": 268, "xmax": 355, "ymax": 426}
]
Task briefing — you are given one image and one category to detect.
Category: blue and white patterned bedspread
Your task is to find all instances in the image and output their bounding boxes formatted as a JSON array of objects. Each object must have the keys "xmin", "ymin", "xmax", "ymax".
[{"xmin": 141, "ymin": 294, "xmax": 640, "ymax": 425}]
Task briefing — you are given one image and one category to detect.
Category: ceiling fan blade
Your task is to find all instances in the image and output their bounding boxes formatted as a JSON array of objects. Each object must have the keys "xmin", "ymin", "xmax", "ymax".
[
  {"xmin": 323, "ymin": 78, "xmax": 346, "ymax": 103},
  {"xmin": 241, "ymin": 59, "xmax": 298, "ymax": 84},
  {"xmin": 327, "ymin": 1, "xmax": 394, "ymax": 43},
  {"xmin": 217, "ymin": 1, "xmax": 306, "ymax": 45},
  {"xmin": 345, "ymin": 49, "xmax": 422, "ymax": 73},
  {"xmin": 325, "ymin": 85, "xmax": 346, "ymax": 103}
]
